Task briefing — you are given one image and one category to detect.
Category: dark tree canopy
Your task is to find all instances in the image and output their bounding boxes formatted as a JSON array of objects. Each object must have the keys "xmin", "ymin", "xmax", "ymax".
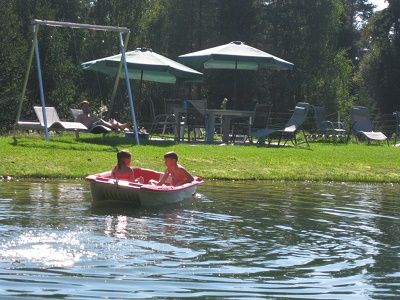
[{"xmin": 0, "ymin": 0, "xmax": 398, "ymax": 132}]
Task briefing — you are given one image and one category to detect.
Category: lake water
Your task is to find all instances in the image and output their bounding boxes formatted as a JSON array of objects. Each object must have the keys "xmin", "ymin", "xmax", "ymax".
[{"xmin": 0, "ymin": 179, "xmax": 399, "ymax": 299}]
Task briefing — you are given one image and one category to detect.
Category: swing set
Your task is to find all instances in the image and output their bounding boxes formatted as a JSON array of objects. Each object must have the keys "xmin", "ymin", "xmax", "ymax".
[{"xmin": 13, "ymin": 19, "xmax": 141, "ymax": 145}]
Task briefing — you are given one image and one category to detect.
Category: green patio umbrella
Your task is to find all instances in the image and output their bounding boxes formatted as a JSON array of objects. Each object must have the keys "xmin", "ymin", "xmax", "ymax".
[
  {"xmin": 81, "ymin": 47, "xmax": 204, "ymax": 105},
  {"xmin": 177, "ymin": 41, "xmax": 293, "ymax": 108}
]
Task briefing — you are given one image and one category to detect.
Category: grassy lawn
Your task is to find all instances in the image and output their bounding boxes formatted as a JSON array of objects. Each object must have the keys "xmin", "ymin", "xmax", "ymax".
[{"xmin": 1, "ymin": 132, "xmax": 399, "ymax": 183}]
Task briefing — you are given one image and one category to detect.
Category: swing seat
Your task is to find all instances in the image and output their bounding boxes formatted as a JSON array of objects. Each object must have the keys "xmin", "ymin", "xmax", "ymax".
[{"xmin": 70, "ymin": 108, "xmax": 112, "ymax": 134}]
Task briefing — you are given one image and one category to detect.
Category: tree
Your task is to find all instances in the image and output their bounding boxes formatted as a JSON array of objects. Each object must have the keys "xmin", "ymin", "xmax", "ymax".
[
  {"xmin": 338, "ymin": 0, "xmax": 375, "ymax": 63},
  {"xmin": 254, "ymin": 0, "xmax": 354, "ymax": 121},
  {"xmin": 0, "ymin": 0, "xmax": 28, "ymax": 130},
  {"xmin": 1, "ymin": 0, "xmax": 390, "ymax": 133},
  {"xmin": 355, "ymin": 0, "xmax": 400, "ymax": 114}
]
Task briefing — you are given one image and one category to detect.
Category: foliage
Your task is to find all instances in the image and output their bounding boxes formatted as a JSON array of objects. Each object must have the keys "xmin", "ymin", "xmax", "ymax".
[
  {"xmin": 355, "ymin": 2, "xmax": 400, "ymax": 114},
  {"xmin": 338, "ymin": 0, "xmax": 375, "ymax": 62},
  {"xmin": 0, "ymin": 0, "xmax": 398, "ymax": 136}
]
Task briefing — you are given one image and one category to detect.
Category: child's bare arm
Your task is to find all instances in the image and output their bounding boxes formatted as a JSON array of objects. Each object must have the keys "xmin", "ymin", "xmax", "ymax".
[
  {"xmin": 173, "ymin": 167, "xmax": 194, "ymax": 186},
  {"xmin": 156, "ymin": 170, "xmax": 169, "ymax": 186}
]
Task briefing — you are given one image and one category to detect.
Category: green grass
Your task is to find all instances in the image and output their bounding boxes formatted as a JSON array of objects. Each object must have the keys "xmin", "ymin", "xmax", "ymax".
[{"xmin": 1, "ymin": 132, "xmax": 400, "ymax": 183}]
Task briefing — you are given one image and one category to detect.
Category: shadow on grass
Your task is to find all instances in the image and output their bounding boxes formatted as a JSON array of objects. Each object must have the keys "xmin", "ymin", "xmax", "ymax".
[
  {"xmin": 11, "ymin": 131, "xmax": 339, "ymax": 151},
  {"xmin": 11, "ymin": 132, "xmax": 178, "ymax": 151}
]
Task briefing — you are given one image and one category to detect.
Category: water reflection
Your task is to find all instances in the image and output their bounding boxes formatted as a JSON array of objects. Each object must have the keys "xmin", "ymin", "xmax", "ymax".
[{"xmin": 0, "ymin": 179, "xmax": 399, "ymax": 298}]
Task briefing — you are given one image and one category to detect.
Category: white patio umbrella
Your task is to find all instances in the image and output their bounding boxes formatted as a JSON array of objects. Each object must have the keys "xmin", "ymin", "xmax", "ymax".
[
  {"xmin": 81, "ymin": 47, "xmax": 204, "ymax": 103},
  {"xmin": 177, "ymin": 41, "xmax": 293, "ymax": 108}
]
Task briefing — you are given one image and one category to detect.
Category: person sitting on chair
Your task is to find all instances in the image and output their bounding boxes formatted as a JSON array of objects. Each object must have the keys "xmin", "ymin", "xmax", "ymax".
[{"xmin": 74, "ymin": 100, "xmax": 131, "ymax": 141}]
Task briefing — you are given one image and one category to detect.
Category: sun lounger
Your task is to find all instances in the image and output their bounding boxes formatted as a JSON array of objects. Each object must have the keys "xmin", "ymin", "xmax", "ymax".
[
  {"xmin": 350, "ymin": 106, "xmax": 389, "ymax": 145},
  {"xmin": 18, "ymin": 106, "xmax": 87, "ymax": 131},
  {"xmin": 251, "ymin": 102, "xmax": 310, "ymax": 146}
]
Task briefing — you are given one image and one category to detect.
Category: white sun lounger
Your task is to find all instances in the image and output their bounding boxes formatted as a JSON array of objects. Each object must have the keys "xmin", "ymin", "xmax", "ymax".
[
  {"xmin": 251, "ymin": 102, "xmax": 310, "ymax": 146},
  {"xmin": 17, "ymin": 106, "xmax": 88, "ymax": 131},
  {"xmin": 350, "ymin": 106, "xmax": 389, "ymax": 145},
  {"xmin": 18, "ymin": 106, "xmax": 112, "ymax": 135}
]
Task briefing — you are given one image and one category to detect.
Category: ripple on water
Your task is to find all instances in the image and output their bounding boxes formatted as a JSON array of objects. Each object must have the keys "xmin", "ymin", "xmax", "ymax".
[{"xmin": 0, "ymin": 180, "xmax": 400, "ymax": 298}]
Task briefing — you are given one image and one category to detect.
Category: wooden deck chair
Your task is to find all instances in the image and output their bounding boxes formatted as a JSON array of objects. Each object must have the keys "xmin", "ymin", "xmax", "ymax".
[
  {"xmin": 350, "ymin": 106, "xmax": 389, "ymax": 146},
  {"xmin": 70, "ymin": 109, "xmax": 111, "ymax": 134}
]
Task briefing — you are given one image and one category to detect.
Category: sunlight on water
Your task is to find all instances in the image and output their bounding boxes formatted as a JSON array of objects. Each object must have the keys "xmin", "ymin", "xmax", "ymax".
[
  {"xmin": 0, "ymin": 179, "xmax": 399, "ymax": 298},
  {"xmin": 1, "ymin": 230, "xmax": 94, "ymax": 267}
]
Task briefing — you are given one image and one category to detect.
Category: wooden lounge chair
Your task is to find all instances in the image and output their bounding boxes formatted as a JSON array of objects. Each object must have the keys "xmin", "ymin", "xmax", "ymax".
[{"xmin": 350, "ymin": 106, "xmax": 389, "ymax": 146}]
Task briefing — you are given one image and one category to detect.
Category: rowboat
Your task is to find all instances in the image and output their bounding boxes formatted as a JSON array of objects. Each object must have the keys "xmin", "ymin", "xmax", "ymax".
[{"xmin": 86, "ymin": 167, "xmax": 203, "ymax": 207}]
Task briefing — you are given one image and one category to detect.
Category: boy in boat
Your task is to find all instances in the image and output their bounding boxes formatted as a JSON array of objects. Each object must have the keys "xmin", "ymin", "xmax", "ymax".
[
  {"xmin": 112, "ymin": 150, "xmax": 144, "ymax": 183},
  {"xmin": 155, "ymin": 151, "xmax": 194, "ymax": 186},
  {"xmin": 74, "ymin": 100, "xmax": 131, "ymax": 141}
]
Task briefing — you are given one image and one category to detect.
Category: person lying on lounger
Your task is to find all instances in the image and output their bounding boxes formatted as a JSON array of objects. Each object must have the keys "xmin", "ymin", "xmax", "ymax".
[{"xmin": 74, "ymin": 100, "xmax": 131, "ymax": 141}]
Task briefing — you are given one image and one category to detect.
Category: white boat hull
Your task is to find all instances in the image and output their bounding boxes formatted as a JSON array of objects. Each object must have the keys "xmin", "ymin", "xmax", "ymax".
[{"xmin": 86, "ymin": 168, "xmax": 203, "ymax": 207}]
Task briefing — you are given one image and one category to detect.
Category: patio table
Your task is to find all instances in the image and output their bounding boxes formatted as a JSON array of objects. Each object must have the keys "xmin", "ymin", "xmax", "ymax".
[{"xmin": 174, "ymin": 108, "xmax": 253, "ymax": 143}]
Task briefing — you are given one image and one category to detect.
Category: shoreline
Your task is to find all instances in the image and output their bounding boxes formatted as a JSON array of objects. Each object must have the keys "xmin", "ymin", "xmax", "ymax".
[{"xmin": 1, "ymin": 134, "xmax": 399, "ymax": 183}]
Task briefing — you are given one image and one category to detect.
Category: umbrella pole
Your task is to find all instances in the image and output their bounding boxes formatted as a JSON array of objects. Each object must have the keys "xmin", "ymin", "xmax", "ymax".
[
  {"xmin": 233, "ymin": 61, "xmax": 237, "ymax": 109},
  {"xmin": 107, "ymin": 31, "xmax": 130, "ymax": 121},
  {"xmin": 138, "ymin": 71, "xmax": 143, "ymax": 132},
  {"xmin": 139, "ymin": 70, "xmax": 143, "ymax": 107}
]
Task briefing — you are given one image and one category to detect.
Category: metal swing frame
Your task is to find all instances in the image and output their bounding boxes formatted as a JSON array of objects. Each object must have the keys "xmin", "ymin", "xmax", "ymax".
[{"xmin": 13, "ymin": 19, "xmax": 140, "ymax": 145}]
